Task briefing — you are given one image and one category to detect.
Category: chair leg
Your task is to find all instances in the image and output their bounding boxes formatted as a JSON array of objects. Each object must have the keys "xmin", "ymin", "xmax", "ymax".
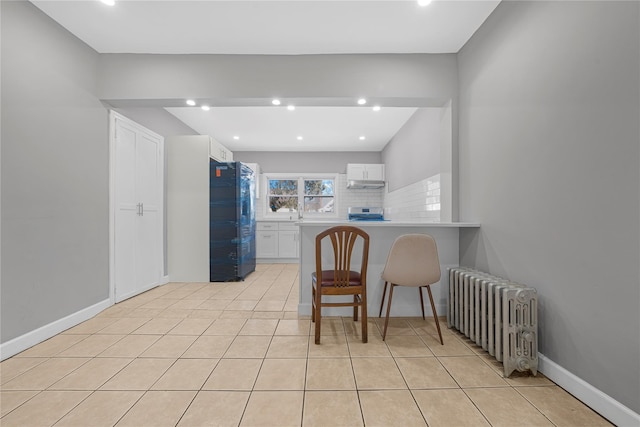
[
  {"xmin": 314, "ymin": 287, "xmax": 322, "ymax": 345},
  {"xmin": 361, "ymin": 292, "xmax": 368, "ymax": 343},
  {"xmin": 353, "ymin": 296, "xmax": 358, "ymax": 321},
  {"xmin": 419, "ymin": 287, "xmax": 426, "ymax": 320},
  {"xmin": 379, "ymin": 281, "xmax": 388, "ymax": 317},
  {"xmin": 311, "ymin": 286, "xmax": 316, "ymax": 323},
  {"xmin": 382, "ymin": 284, "xmax": 395, "ymax": 341},
  {"xmin": 426, "ymin": 285, "xmax": 444, "ymax": 345}
]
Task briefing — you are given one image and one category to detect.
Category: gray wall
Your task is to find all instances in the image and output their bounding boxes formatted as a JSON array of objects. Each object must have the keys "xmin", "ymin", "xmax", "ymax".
[
  {"xmin": 98, "ymin": 53, "xmax": 458, "ymax": 104},
  {"xmin": 382, "ymin": 108, "xmax": 441, "ymax": 192},
  {"xmin": 1, "ymin": 2, "xmax": 109, "ymax": 342},
  {"xmin": 112, "ymin": 107, "xmax": 199, "ymax": 137},
  {"xmin": 233, "ymin": 151, "xmax": 381, "ymax": 173},
  {"xmin": 458, "ymin": 0, "xmax": 639, "ymax": 413}
]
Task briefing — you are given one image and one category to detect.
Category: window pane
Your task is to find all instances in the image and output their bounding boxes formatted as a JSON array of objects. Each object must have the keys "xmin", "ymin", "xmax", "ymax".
[
  {"xmin": 269, "ymin": 179, "xmax": 298, "ymax": 196},
  {"xmin": 269, "ymin": 196, "xmax": 298, "ymax": 212},
  {"xmin": 304, "ymin": 179, "xmax": 334, "ymax": 196},
  {"xmin": 304, "ymin": 196, "xmax": 334, "ymax": 213}
]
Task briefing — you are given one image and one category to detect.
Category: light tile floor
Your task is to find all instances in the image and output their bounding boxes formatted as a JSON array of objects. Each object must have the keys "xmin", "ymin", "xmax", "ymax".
[{"xmin": 1, "ymin": 264, "xmax": 613, "ymax": 427}]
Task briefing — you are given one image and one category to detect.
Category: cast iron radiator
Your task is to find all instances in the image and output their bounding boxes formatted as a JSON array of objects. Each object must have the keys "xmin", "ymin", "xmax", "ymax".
[{"xmin": 448, "ymin": 267, "xmax": 538, "ymax": 377}]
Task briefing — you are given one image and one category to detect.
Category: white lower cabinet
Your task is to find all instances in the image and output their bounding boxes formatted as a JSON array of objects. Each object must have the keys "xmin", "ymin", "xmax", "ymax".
[
  {"xmin": 278, "ymin": 227, "xmax": 299, "ymax": 258},
  {"xmin": 256, "ymin": 230, "xmax": 278, "ymax": 258},
  {"xmin": 256, "ymin": 222, "xmax": 299, "ymax": 259}
]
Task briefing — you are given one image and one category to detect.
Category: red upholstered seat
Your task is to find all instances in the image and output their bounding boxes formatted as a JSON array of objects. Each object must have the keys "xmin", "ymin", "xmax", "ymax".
[{"xmin": 313, "ymin": 270, "xmax": 362, "ymax": 287}]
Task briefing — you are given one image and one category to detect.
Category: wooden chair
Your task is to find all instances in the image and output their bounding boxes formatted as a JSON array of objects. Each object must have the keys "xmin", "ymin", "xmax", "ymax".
[
  {"xmin": 312, "ymin": 226, "xmax": 370, "ymax": 344},
  {"xmin": 378, "ymin": 233, "xmax": 444, "ymax": 344}
]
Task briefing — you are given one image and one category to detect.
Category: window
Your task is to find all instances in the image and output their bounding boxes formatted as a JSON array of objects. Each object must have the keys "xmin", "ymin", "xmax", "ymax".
[
  {"xmin": 303, "ymin": 179, "xmax": 334, "ymax": 213},
  {"xmin": 266, "ymin": 174, "xmax": 336, "ymax": 217},
  {"xmin": 268, "ymin": 179, "xmax": 298, "ymax": 212}
]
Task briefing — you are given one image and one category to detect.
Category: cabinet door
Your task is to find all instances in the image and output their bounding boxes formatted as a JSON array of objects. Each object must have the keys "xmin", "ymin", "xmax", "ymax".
[
  {"xmin": 209, "ymin": 137, "xmax": 224, "ymax": 161},
  {"xmin": 113, "ymin": 113, "xmax": 163, "ymax": 303},
  {"xmin": 223, "ymin": 146, "xmax": 233, "ymax": 161},
  {"xmin": 347, "ymin": 163, "xmax": 384, "ymax": 181},
  {"xmin": 365, "ymin": 164, "xmax": 385, "ymax": 181},
  {"xmin": 278, "ymin": 230, "xmax": 299, "ymax": 258},
  {"xmin": 210, "ymin": 139, "xmax": 219, "ymax": 161},
  {"xmin": 256, "ymin": 231, "xmax": 278, "ymax": 258},
  {"xmin": 210, "ymin": 137, "xmax": 233, "ymax": 162},
  {"xmin": 347, "ymin": 164, "xmax": 366, "ymax": 180},
  {"xmin": 134, "ymin": 132, "xmax": 162, "ymax": 291}
]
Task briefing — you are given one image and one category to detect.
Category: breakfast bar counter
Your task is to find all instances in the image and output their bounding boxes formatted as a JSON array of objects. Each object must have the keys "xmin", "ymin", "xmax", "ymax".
[{"xmin": 296, "ymin": 220, "xmax": 480, "ymax": 317}]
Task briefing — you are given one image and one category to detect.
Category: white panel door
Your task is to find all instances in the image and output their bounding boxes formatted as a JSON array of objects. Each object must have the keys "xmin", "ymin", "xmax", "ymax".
[
  {"xmin": 135, "ymin": 132, "xmax": 162, "ymax": 292},
  {"xmin": 113, "ymin": 113, "xmax": 163, "ymax": 302},
  {"xmin": 114, "ymin": 123, "xmax": 138, "ymax": 301}
]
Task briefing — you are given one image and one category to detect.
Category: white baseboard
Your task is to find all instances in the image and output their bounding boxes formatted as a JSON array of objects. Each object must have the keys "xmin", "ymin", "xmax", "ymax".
[
  {"xmin": 162, "ymin": 275, "xmax": 170, "ymax": 285},
  {"xmin": 539, "ymin": 353, "xmax": 640, "ymax": 427},
  {"xmin": 0, "ymin": 298, "xmax": 111, "ymax": 361}
]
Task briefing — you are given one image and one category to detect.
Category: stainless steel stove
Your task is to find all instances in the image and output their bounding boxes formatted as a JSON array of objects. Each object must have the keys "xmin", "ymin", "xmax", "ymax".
[{"xmin": 348, "ymin": 207, "xmax": 385, "ymax": 221}]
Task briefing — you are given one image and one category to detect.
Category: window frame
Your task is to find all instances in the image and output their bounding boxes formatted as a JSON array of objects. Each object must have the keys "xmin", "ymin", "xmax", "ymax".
[{"xmin": 264, "ymin": 173, "xmax": 339, "ymax": 219}]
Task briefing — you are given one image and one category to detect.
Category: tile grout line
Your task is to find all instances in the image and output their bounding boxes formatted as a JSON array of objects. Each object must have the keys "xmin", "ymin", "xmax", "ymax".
[{"xmin": 2, "ymin": 264, "xmax": 607, "ymax": 427}]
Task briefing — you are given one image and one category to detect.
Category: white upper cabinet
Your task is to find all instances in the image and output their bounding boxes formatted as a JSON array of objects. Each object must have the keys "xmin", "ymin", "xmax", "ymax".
[
  {"xmin": 209, "ymin": 136, "xmax": 233, "ymax": 162},
  {"xmin": 347, "ymin": 163, "xmax": 385, "ymax": 181}
]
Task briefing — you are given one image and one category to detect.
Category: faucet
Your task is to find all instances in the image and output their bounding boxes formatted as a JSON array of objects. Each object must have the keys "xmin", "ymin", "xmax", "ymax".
[{"xmin": 298, "ymin": 204, "xmax": 303, "ymax": 220}]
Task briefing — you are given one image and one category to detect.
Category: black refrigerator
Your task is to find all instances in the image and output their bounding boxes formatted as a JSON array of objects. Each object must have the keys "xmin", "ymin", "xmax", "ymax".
[{"xmin": 210, "ymin": 161, "xmax": 256, "ymax": 281}]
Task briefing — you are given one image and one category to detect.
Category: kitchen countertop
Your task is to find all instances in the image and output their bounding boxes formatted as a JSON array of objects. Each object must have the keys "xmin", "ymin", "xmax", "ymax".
[{"xmin": 296, "ymin": 220, "xmax": 480, "ymax": 227}]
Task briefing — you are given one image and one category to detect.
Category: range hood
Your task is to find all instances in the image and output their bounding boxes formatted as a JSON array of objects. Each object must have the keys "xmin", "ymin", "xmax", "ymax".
[{"xmin": 347, "ymin": 179, "xmax": 385, "ymax": 189}]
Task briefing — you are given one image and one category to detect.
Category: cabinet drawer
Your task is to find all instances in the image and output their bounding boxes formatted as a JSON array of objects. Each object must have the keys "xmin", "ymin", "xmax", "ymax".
[
  {"xmin": 278, "ymin": 222, "xmax": 298, "ymax": 231},
  {"xmin": 257, "ymin": 222, "xmax": 279, "ymax": 231}
]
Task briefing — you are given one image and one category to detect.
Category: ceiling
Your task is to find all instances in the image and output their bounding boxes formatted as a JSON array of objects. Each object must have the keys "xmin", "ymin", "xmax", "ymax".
[
  {"xmin": 31, "ymin": 0, "xmax": 501, "ymax": 151},
  {"xmin": 166, "ymin": 106, "xmax": 418, "ymax": 151}
]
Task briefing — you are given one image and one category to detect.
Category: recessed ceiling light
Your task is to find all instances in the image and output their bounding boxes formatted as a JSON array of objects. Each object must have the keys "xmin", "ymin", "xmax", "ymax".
[
  {"xmin": 186, "ymin": 99, "xmax": 196, "ymax": 106},
  {"xmin": 287, "ymin": 105, "xmax": 295, "ymax": 111},
  {"xmin": 357, "ymin": 98, "xmax": 367, "ymax": 105},
  {"xmin": 372, "ymin": 105, "xmax": 381, "ymax": 112},
  {"xmin": 417, "ymin": 0, "xmax": 432, "ymax": 6},
  {"xmin": 297, "ymin": 136, "xmax": 303, "ymax": 141},
  {"xmin": 233, "ymin": 136, "xmax": 240, "ymax": 140},
  {"xmin": 359, "ymin": 136, "xmax": 366, "ymax": 140},
  {"xmin": 201, "ymin": 105, "xmax": 210, "ymax": 111},
  {"xmin": 272, "ymin": 99, "xmax": 281, "ymax": 106},
  {"xmin": 100, "ymin": 0, "xmax": 115, "ymax": 5}
]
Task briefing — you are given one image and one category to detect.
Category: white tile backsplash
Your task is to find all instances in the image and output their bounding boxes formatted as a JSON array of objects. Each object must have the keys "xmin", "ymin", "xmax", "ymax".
[{"xmin": 383, "ymin": 174, "xmax": 441, "ymax": 221}]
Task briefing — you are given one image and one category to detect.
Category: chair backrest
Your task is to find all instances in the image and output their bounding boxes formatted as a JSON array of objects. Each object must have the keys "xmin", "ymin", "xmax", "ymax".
[
  {"xmin": 381, "ymin": 234, "xmax": 441, "ymax": 287},
  {"xmin": 315, "ymin": 226, "xmax": 370, "ymax": 287}
]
